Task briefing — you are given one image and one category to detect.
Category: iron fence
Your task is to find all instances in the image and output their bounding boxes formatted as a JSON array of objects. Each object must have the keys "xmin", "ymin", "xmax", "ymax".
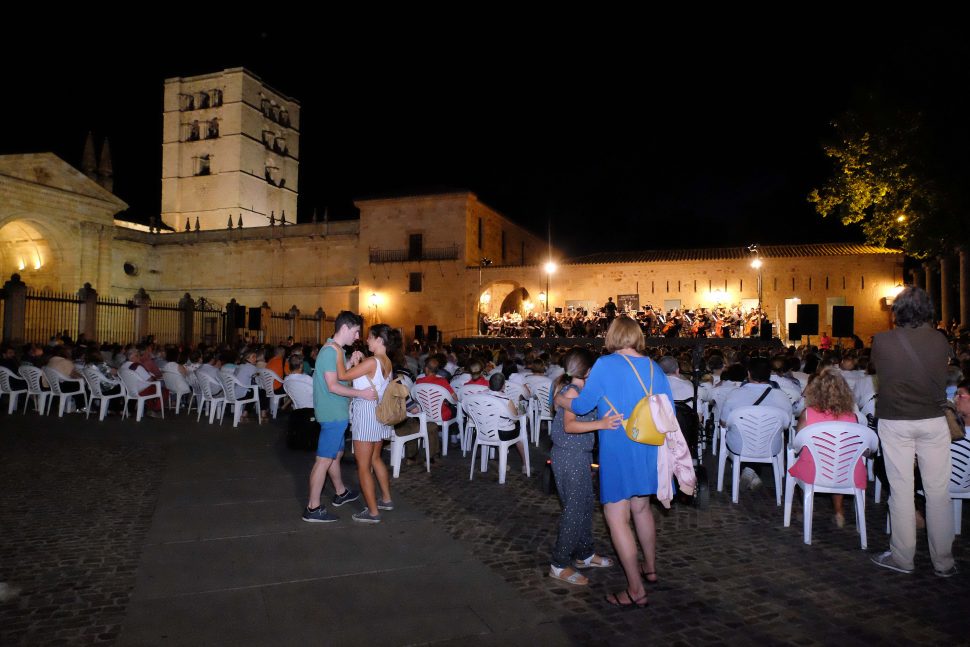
[
  {"xmin": 24, "ymin": 289, "xmax": 79, "ymax": 344},
  {"xmin": 147, "ymin": 300, "xmax": 182, "ymax": 345},
  {"xmin": 192, "ymin": 300, "xmax": 225, "ymax": 346},
  {"xmin": 267, "ymin": 312, "xmax": 289, "ymax": 345},
  {"xmin": 295, "ymin": 315, "xmax": 319, "ymax": 345},
  {"xmin": 95, "ymin": 295, "xmax": 136, "ymax": 344}
]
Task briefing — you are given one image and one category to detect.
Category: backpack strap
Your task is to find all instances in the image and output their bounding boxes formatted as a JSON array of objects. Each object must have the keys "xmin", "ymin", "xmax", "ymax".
[
  {"xmin": 617, "ymin": 353, "xmax": 653, "ymax": 397},
  {"xmin": 752, "ymin": 386, "xmax": 773, "ymax": 406}
]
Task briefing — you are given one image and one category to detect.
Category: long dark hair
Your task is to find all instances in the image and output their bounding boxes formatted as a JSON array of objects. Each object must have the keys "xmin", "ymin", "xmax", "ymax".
[
  {"xmin": 552, "ymin": 347, "xmax": 596, "ymax": 413},
  {"xmin": 369, "ymin": 324, "xmax": 402, "ymax": 356}
]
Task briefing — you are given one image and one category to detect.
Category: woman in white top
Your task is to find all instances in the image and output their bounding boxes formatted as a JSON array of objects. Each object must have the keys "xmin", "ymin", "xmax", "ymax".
[{"xmin": 331, "ymin": 324, "xmax": 401, "ymax": 523}]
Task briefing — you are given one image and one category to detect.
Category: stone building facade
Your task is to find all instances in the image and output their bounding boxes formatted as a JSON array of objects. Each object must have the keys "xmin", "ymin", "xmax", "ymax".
[{"xmin": 0, "ymin": 67, "xmax": 945, "ymax": 346}]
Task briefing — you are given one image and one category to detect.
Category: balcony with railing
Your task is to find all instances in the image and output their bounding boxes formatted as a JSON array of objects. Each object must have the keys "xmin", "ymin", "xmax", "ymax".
[{"xmin": 369, "ymin": 244, "xmax": 460, "ymax": 264}]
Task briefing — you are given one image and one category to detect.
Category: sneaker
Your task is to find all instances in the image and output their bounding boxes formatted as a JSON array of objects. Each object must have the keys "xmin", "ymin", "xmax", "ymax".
[
  {"xmin": 332, "ymin": 488, "xmax": 360, "ymax": 507},
  {"xmin": 740, "ymin": 467, "xmax": 762, "ymax": 490},
  {"xmin": 377, "ymin": 499, "xmax": 394, "ymax": 511},
  {"xmin": 934, "ymin": 565, "xmax": 959, "ymax": 578},
  {"xmin": 352, "ymin": 509, "xmax": 381, "ymax": 523},
  {"xmin": 871, "ymin": 551, "xmax": 914, "ymax": 574},
  {"xmin": 834, "ymin": 512, "xmax": 845, "ymax": 529},
  {"xmin": 302, "ymin": 507, "xmax": 338, "ymax": 523}
]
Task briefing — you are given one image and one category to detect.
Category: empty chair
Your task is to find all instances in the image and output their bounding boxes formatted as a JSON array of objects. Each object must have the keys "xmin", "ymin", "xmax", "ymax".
[
  {"xmin": 411, "ymin": 383, "xmax": 460, "ymax": 456},
  {"xmin": 18, "ymin": 365, "xmax": 50, "ymax": 415},
  {"xmin": 81, "ymin": 366, "xmax": 126, "ymax": 421},
  {"xmin": 783, "ymin": 421, "xmax": 878, "ymax": 549},
  {"xmin": 118, "ymin": 367, "xmax": 164, "ymax": 422},
  {"xmin": 457, "ymin": 382, "xmax": 490, "ymax": 453},
  {"xmin": 717, "ymin": 406, "xmax": 789, "ymax": 505},
  {"xmin": 0, "ymin": 366, "xmax": 28, "ymax": 414},
  {"xmin": 255, "ymin": 368, "xmax": 288, "ymax": 419},
  {"xmin": 162, "ymin": 368, "xmax": 195, "ymax": 415},
  {"xmin": 464, "ymin": 393, "xmax": 531, "ymax": 485},
  {"xmin": 219, "ymin": 372, "xmax": 260, "ymax": 428},
  {"xmin": 196, "ymin": 373, "xmax": 225, "ymax": 424}
]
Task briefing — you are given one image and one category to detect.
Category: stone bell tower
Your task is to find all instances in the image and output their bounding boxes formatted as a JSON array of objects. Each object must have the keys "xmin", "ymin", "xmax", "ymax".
[{"xmin": 161, "ymin": 68, "xmax": 300, "ymax": 231}]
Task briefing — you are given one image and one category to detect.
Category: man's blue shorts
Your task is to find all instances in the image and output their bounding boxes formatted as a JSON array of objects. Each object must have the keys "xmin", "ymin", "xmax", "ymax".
[{"xmin": 317, "ymin": 419, "xmax": 348, "ymax": 459}]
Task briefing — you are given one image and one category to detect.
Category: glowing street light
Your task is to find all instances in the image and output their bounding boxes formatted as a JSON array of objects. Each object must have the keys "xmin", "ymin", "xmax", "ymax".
[
  {"xmin": 543, "ymin": 261, "xmax": 556, "ymax": 314},
  {"xmin": 748, "ymin": 244, "xmax": 764, "ymax": 316}
]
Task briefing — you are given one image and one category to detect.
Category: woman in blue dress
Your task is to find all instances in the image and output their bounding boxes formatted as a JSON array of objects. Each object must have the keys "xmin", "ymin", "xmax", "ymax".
[{"xmin": 557, "ymin": 316, "xmax": 672, "ymax": 608}]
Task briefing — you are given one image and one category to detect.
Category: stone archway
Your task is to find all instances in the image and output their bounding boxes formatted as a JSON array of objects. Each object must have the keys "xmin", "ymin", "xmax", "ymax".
[
  {"xmin": 0, "ymin": 218, "xmax": 64, "ymax": 291},
  {"xmin": 480, "ymin": 280, "xmax": 534, "ymax": 316}
]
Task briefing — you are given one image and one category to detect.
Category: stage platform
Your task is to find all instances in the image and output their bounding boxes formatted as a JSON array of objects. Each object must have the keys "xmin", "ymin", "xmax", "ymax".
[{"xmin": 451, "ymin": 336, "xmax": 785, "ymax": 350}]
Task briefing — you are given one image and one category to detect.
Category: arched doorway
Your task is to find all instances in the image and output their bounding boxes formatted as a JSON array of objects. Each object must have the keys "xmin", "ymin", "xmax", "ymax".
[
  {"xmin": 480, "ymin": 280, "xmax": 533, "ymax": 316},
  {"xmin": 0, "ymin": 219, "xmax": 60, "ymax": 290}
]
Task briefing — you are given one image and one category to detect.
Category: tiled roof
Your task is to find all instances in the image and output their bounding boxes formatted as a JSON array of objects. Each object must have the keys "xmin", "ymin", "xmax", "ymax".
[{"xmin": 566, "ymin": 243, "xmax": 901, "ymax": 265}]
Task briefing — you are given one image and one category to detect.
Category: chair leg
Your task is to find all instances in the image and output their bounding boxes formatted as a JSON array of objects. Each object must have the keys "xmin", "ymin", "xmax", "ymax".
[
  {"xmin": 136, "ymin": 400, "xmax": 145, "ymax": 422},
  {"xmin": 731, "ymin": 456, "xmax": 740, "ymax": 504},
  {"xmin": 498, "ymin": 444, "xmax": 508, "ymax": 485},
  {"xmin": 717, "ymin": 440, "xmax": 727, "ymax": 492},
  {"xmin": 955, "ymin": 500, "xmax": 962, "ymax": 536},
  {"xmin": 390, "ymin": 439, "xmax": 402, "ymax": 478},
  {"xmin": 159, "ymin": 397, "xmax": 165, "ymax": 419},
  {"xmin": 803, "ymin": 486, "xmax": 814, "ymax": 545},
  {"xmin": 783, "ymin": 475, "xmax": 795, "ymax": 527},
  {"xmin": 874, "ymin": 477, "xmax": 882, "ymax": 504},
  {"xmin": 522, "ymin": 436, "xmax": 531, "ymax": 478},
  {"xmin": 773, "ymin": 457, "xmax": 783, "ymax": 506},
  {"xmin": 856, "ymin": 491, "xmax": 868, "ymax": 550},
  {"xmin": 100, "ymin": 399, "xmax": 109, "ymax": 422},
  {"xmin": 441, "ymin": 421, "xmax": 449, "ymax": 457},
  {"xmin": 423, "ymin": 431, "xmax": 431, "ymax": 473},
  {"xmin": 469, "ymin": 443, "xmax": 477, "ymax": 481}
]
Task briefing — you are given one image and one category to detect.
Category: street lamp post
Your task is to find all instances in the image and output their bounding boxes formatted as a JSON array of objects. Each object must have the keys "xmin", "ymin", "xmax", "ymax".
[{"xmin": 544, "ymin": 260, "xmax": 556, "ymax": 315}]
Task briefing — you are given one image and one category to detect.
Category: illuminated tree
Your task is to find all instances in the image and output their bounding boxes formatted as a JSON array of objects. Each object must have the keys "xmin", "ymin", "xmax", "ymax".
[{"xmin": 808, "ymin": 112, "xmax": 946, "ymax": 258}]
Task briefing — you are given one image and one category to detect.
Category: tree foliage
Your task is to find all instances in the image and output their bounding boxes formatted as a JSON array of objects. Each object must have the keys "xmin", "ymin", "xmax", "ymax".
[{"xmin": 808, "ymin": 112, "xmax": 947, "ymax": 258}]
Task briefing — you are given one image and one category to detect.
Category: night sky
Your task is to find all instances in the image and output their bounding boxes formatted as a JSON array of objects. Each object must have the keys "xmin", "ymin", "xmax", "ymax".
[{"xmin": 3, "ymin": 21, "xmax": 966, "ymax": 259}]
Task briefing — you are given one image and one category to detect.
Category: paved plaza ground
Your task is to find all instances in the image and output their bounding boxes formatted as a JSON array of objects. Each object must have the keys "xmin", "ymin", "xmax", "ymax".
[{"xmin": 1, "ymin": 408, "xmax": 967, "ymax": 646}]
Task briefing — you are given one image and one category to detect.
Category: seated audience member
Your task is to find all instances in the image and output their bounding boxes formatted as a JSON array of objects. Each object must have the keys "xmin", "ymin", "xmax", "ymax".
[
  {"xmin": 122, "ymin": 347, "xmax": 165, "ymax": 415},
  {"xmin": 283, "ymin": 354, "xmax": 314, "ymax": 410},
  {"xmin": 720, "ymin": 357, "xmax": 794, "ymax": 490},
  {"xmin": 265, "ymin": 346, "xmax": 287, "ymax": 392},
  {"xmin": 659, "ymin": 356, "xmax": 695, "ymax": 402},
  {"xmin": 235, "ymin": 350, "xmax": 268, "ymax": 420},
  {"xmin": 196, "ymin": 351, "xmax": 225, "ymax": 396},
  {"xmin": 481, "ymin": 373, "xmax": 529, "ymax": 473},
  {"xmin": 43, "ymin": 346, "xmax": 86, "ymax": 410},
  {"xmin": 465, "ymin": 359, "xmax": 489, "ymax": 386},
  {"xmin": 415, "ymin": 357, "xmax": 458, "ymax": 446},
  {"xmin": 1, "ymin": 344, "xmax": 27, "ymax": 391}
]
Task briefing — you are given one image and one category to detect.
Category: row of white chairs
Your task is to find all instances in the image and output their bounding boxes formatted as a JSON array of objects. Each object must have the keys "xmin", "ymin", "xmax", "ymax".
[{"xmin": 0, "ymin": 364, "xmax": 289, "ymax": 427}]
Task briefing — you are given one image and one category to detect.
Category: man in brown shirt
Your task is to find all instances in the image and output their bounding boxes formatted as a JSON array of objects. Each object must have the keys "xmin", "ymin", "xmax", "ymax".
[{"xmin": 870, "ymin": 287, "xmax": 956, "ymax": 577}]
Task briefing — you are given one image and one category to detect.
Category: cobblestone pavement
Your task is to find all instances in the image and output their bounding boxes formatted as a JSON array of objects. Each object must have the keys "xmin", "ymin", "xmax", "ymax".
[
  {"xmin": 394, "ymin": 436, "xmax": 969, "ymax": 646},
  {"xmin": 0, "ymin": 417, "xmax": 166, "ymax": 646},
  {"xmin": 1, "ymin": 411, "xmax": 967, "ymax": 646}
]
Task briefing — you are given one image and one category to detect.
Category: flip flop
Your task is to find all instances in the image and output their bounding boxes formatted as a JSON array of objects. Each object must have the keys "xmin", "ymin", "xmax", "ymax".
[
  {"xmin": 605, "ymin": 589, "xmax": 648, "ymax": 609},
  {"xmin": 549, "ymin": 566, "xmax": 588, "ymax": 586},
  {"xmin": 639, "ymin": 564, "xmax": 659, "ymax": 584},
  {"xmin": 574, "ymin": 554, "xmax": 614, "ymax": 569}
]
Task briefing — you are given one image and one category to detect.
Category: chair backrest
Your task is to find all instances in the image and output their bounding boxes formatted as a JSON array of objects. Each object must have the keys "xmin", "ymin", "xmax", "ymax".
[
  {"xmin": 525, "ymin": 376, "xmax": 552, "ymax": 416},
  {"xmin": 951, "ymin": 437, "xmax": 970, "ymax": 495},
  {"xmin": 43, "ymin": 367, "xmax": 68, "ymax": 396},
  {"xmin": 0, "ymin": 365, "xmax": 26, "ymax": 393},
  {"xmin": 462, "ymin": 393, "xmax": 511, "ymax": 442},
  {"xmin": 458, "ymin": 383, "xmax": 489, "ymax": 401},
  {"xmin": 711, "ymin": 382, "xmax": 741, "ymax": 418},
  {"xmin": 397, "ymin": 374, "xmax": 414, "ymax": 393},
  {"xmin": 162, "ymin": 370, "xmax": 192, "ymax": 395},
  {"xmin": 197, "ymin": 373, "xmax": 222, "ymax": 401},
  {"xmin": 19, "ymin": 365, "xmax": 46, "ymax": 394},
  {"xmin": 411, "ymin": 382, "xmax": 453, "ymax": 423},
  {"xmin": 451, "ymin": 373, "xmax": 472, "ymax": 390},
  {"xmin": 283, "ymin": 376, "xmax": 314, "ymax": 410},
  {"xmin": 255, "ymin": 368, "xmax": 282, "ymax": 394},
  {"xmin": 117, "ymin": 367, "xmax": 143, "ymax": 396},
  {"xmin": 81, "ymin": 366, "xmax": 116, "ymax": 399},
  {"xmin": 220, "ymin": 372, "xmax": 242, "ymax": 403},
  {"xmin": 504, "ymin": 381, "xmax": 530, "ymax": 403},
  {"xmin": 793, "ymin": 421, "xmax": 876, "ymax": 489},
  {"xmin": 725, "ymin": 405, "xmax": 787, "ymax": 458}
]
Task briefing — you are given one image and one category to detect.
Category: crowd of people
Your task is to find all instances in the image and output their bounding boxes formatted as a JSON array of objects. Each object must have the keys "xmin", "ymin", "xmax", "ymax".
[{"xmin": 3, "ymin": 286, "xmax": 967, "ymax": 604}]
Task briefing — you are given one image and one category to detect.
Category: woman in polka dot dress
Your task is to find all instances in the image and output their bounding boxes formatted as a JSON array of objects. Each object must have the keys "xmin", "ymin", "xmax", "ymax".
[{"xmin": 548, "ymin": 348, "xmax": 623, "ymax": 586}]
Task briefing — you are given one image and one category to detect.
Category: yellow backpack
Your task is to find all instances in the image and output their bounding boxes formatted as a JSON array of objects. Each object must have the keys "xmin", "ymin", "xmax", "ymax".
[{"xmin": 603, "ymin": 354, "xmax": 665, "ymax": 446}]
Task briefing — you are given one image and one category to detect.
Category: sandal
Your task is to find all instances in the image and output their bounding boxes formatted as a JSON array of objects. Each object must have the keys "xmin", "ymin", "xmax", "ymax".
[
  {"xmin": 549, "ymin": 565, "xmax": 588, "ymax": 586},
  {"xmin": 605, "ymin": 589, "xmax": 648, "ymax": 608},
  {"xmin": 574, "ymin": 554, "xmax": 614, "ymax": 570},
  {"xmin": 639, "ymin": 564, "xmax": 659, "ymax": 584}
]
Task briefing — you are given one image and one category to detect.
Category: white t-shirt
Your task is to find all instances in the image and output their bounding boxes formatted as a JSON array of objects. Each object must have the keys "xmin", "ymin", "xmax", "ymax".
[
  {"xmin": 720, "ymin": 382, "xmax": 793, "ymax": 427},
  {"xmin": 284, "ymin": 373, "xmax": 314, "ymax": 409},
  {"xmin": 667, "ymin": 374, "xmax": 695, "ymax": 402}
]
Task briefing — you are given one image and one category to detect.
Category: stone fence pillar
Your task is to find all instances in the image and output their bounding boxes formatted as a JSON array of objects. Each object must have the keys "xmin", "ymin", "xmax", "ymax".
[
  {"xmin": 288, "ymin": 305, "xmax": 299, "ymax": 340},
  {"xmin": 77, "ymin": 283, "xmax": 97, "ymax": 341},
  {"xmin": 314, "ymin": 308, "xmax": 325, "ymax": 344},
  {"xmin": 133, "ymin": 288, "xmax": 151, "ymax": 343},
  {"xmin": 2, "ymin": 273, "xmax": 27, "ymax": 343},
  {"xmin": 179, "ymin": 293, "xmax": 195, "ymax": 347}
]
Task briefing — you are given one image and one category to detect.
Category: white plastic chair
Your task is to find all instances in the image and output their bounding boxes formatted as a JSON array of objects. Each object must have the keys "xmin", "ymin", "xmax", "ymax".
[
  {"xmin": 450, "ymin": 373, "xmax": 472, "ymax": 391},
  {"xmin": 948, "ymin": 437, "xmax": 970, "ymax": 535},
  {"xmin": 709, "ymin": 382, "xmax": 741, "ymax": 457},
  {"xmin": 411, "ymin": 383, "xmax": 460, "ymax": 456},
  {"xmin": 43, "ymin": 367, "xmax": 88, "ymax": 417},
  {"xmin": 717, "ymin": 406, "xmax": 788, "ymax": 505},
  {"xmin": 162, "ymin": 368, "xmax": 195, "ymax": 415},
  {"xmin": 196, "ymin": 373, "xmax": 226, "ymax": 424},
  {"xmin": 524, "ymin": 375, "xmax": 553, "ymax": 446},
  {"xmin": 255, "ymin": 368, "xmax": 288, "ymax": 419},
  {"xmin": 783, "ymin": 421, "xmax": 878, "ymax": 549},
  {"xmin": 389, "ymin": 409, "xmax": 431, "ymax": 478},
  {"xmin": 81, "ymin": 366, "xmax": 126, "ymax": 421},
  {"xmin": 219, "ymin": 372, "xmax": 261, "ymax": 428},
  {"xmin": 18, "ymin": 365, "xmax": 50, "ymax": 415},
  {"xmin": 457, "ymin": 382, "xmax": 490, "ymax": 454},
  {"xmin": 118, "ymin": 367, "xmax": 164, "ymax": 422},
  {"xmin": 464, "ymin": 393, "xmax": 530, "ymax": 485},
  {"xmin": 0, "ymin": 366, "xmax": 27, "ymax": 414}
]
